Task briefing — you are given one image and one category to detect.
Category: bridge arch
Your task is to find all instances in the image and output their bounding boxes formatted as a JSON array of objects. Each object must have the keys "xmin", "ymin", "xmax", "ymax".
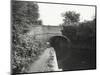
[
  {"xmin": 48, "ymin": 35, "xmax": 71, "ymax": 69},
  {"xmin": 28, "ymin": 25, "xmax": 72, "ymax": 70},
  {"xmin": 49, "ymin": 35, "xmax": 70, "ymax": 47}
]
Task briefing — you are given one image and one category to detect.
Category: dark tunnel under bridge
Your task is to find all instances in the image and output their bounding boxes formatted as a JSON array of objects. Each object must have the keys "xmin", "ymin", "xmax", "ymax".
[
  {"xmin": 49, "ymin": 35, "xmax": 71, "ymax": 69},
  {"xmin": 33, "ymin": 33, "xmax": 71, "ymax": 70}
]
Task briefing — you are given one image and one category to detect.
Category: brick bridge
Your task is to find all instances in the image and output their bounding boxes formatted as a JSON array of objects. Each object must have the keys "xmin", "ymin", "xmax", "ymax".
[
  {"xmin": 27, "ymin": 25, "xmax": 71, "ymax": 70},
  {"xmin": 27, "ymin": 25, "xmax": 70, "ymax": 42}
]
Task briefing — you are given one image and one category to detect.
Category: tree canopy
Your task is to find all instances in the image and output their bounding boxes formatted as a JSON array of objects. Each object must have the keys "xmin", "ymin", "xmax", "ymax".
[
  {"xmin": 12, "ymin": 1, "xmax": 43, "ymax": 74},
  {"xmin": 62, "ymin": 11, "xmax": 80, "ymax": 25},
  {"xmin": 12, "ymin": 1, "xmax": 42, "ymax": 25},
  {"xmin": 61, "ymin": 10, "xmax": 96, "ymax": 70}
]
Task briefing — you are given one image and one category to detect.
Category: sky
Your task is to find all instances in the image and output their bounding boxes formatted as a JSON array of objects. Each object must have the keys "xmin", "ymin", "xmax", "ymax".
[{"xmin": 38, "ymin": 3, "xmax": 95, "ymax": 26}]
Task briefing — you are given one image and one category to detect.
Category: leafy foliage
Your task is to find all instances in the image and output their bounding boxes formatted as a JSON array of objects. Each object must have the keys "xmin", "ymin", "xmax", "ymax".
[
  {"xmin": 11, "ymin": 1, "xmax": 43, "ymax": 74},
  {"xmin": 61, "ymin": 17, "xmax": 96, "ymax": 70},
  {"xmin": 62, "ymin": 11, "xmax": 80, "ymax": 25},
  {"xmin": 12, "ymin": 1, "xmax": 41, "ymax": 25},
  {"xmin": 12, "ymin": 35, "xmax": 47, "ymax": 73},
  {"xmin": 62, "ymin": 26, "xmax": 77, "ymax": 41}
]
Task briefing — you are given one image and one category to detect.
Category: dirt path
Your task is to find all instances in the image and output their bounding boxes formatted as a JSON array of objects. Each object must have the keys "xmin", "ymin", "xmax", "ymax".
[{"xmin": 28, "ymin": 47, "xmax": 61, "ymax": 72}]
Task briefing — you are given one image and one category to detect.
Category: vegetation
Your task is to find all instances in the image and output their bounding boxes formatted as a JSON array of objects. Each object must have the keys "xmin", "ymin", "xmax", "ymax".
[
  {"xmin": 12, "ymin": 1, "xmax": 43, "ymax": 74},
  {"xmin": 61, "ymin": 11, "xmax": 96, "ymax": 70},
  {"xmin": 12, "ymin": 1, "xmax": 96, "ymax": 73},
  {"xmin": 62, "ymin": 11, "xmax": 80, "ymax": 25},
  {"xmin": 12, "ymin": 35, "xmax": 46, "ymax": 73}
]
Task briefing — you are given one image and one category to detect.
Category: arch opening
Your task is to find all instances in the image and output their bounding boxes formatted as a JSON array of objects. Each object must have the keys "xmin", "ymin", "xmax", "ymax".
[{"xmin": 49, "ymin": 36, "xmax": 71, "ymax": 69}]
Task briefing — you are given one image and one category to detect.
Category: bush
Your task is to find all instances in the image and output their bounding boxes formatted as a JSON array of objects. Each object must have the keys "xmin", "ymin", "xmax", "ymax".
[{"xmin": 12, "ymin": 34, "xmax": 47, "ymax": 74}]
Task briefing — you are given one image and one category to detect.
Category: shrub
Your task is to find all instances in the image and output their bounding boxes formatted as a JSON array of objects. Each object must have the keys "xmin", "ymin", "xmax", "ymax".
[{"xmin": 12, "ymin": 34, "xmax": 47, "ymax": 74}]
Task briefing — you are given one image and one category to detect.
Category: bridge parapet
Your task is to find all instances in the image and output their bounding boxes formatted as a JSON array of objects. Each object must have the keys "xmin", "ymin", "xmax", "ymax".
[
  {"xmin": 27, "ymin": 25, "xmax": 63, "ymax": 41},
  {"xmin": 34, "ymin": 33, "xmax": 62, "ymax": 41}
]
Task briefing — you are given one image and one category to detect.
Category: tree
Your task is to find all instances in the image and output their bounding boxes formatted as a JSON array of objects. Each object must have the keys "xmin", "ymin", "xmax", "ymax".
[
  {"xmin": 11, "ymin": 1, "xmax": 43, "ymax": 74},
  {"xmin": 12, "ymin": 1, "xmax": 42, "ymax": 52},
  {"xmin": 12, "ymin": 1, "xmax": 42, "ymax": 44},
  {"xmin": 61, "ymin": 12, "xmax": 96, "ymax": 70},
  {"xmin": 12, "ymin": 1, "xmax": 41, "ymax": 25},
  {"xmin": 62, "ymin": 11, "xmax": 80, "ymax": 25},
  {"xmin": 61, "ymin": 11, "xmax": 80, "ymax": 41}
]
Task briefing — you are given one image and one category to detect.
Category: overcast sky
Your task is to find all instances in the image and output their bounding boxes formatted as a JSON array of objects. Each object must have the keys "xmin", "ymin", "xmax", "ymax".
[{"xmin": 38, "ymin": 3, "xmax": 95, "ymax": 26}]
